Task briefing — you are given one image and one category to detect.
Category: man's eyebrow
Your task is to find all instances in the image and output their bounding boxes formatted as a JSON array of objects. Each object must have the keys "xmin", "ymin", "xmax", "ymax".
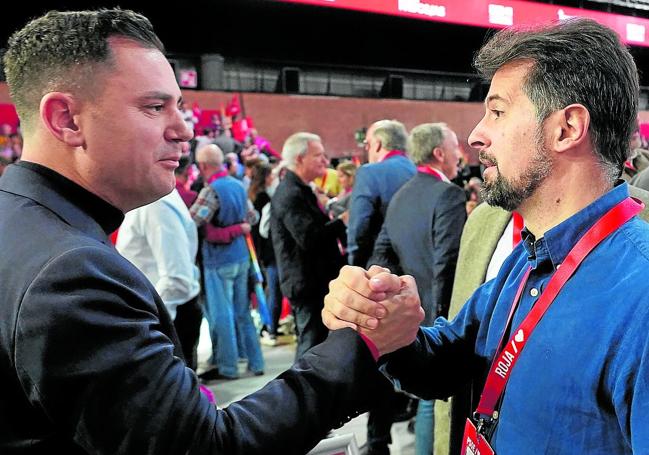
[
  {"xmin": 485, "ymin": 94, "xmax": 508, "ymax": 106},
  {"xmin": 139, "ymin": 91, "xmax": 175, "ymax": 102}
]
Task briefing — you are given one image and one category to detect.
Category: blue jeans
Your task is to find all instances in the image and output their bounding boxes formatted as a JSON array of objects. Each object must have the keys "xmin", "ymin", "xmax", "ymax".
[
  {"xmin": 203, "ymin": 260, "xmax": 264, "ymax": 377},
  {"xmin": 415, "ymin": 399, "xmax": 434, "ymax": 455}
]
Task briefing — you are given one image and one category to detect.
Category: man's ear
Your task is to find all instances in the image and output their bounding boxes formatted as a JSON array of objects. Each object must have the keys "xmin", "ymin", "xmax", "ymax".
[
  {"xmin": 432, "ymin": 146, "xmax": 444, "ymax": 162},
  {"xmin": 295, "ymin": 153, "xmax": 305, "ymax": 167},
  {"xmin": 550, "ymin": 103, "xmax": 590, "ymax": 153},
  {"xmin": 39, "ymin": 92, "xmax": 85, "ymax": 147}
]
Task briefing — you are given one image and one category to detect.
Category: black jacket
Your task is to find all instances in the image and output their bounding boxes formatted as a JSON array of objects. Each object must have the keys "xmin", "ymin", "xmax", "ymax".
[
  {"xmin": 0, "ymin": 162, "xmax": 382, "ymax": 454},
  {"xmin": 271, "ymin": 170, "xmax": 346, "ymax": 301}
]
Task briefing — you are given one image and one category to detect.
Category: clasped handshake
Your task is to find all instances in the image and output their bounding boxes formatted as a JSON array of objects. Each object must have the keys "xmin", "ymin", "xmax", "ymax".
[{"xmin": 322, "ymin": 265, "xmax": 425, "ymax": 357}]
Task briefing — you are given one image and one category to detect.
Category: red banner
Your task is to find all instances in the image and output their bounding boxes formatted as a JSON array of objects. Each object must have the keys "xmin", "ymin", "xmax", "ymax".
[{"xmin": 279, "ymin": 0, "xmax": 649, "ymax": 47}]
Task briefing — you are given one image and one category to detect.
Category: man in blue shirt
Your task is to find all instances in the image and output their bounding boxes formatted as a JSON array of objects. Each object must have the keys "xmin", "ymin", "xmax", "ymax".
[
  {"xmin": 195, "ymin": 144, "xmax": 265, "ymax": 379},
  {"xmin": 323, "ymin": 18, "xmax": 649, "ymax": 454}
]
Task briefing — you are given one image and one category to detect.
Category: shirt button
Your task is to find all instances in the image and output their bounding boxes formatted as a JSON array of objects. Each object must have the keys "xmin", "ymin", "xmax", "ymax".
[{"xmin": 530, "ymin": 288, "xmax": 539, "ymax": 297}]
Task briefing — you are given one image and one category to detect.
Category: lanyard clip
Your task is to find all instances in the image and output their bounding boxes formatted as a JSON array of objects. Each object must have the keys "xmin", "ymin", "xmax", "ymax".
[{"xmin": 473, "ymin": 411, "xmax": 499, "ymax": 436}]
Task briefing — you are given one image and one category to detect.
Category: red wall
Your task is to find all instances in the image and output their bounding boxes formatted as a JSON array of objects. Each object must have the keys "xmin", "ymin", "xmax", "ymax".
[
  {"xmin": 4, "ymin": 82, "xmax": 649, "ymax": 164},
  {"xmin": 179, "ymin": 90, "xmax": 486, "ymax": 163}
]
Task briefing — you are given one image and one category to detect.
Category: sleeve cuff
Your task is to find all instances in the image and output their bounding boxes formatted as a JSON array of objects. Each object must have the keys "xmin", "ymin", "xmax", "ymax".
[{"xmin": 358, "ymin": 332, "xmax": 380, "ymax": 362}]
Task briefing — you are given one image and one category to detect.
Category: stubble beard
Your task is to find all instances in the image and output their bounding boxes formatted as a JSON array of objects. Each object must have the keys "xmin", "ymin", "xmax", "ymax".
[{"xmin": 480, "ymin": 136, "xmax": 552, "ymax": 212}]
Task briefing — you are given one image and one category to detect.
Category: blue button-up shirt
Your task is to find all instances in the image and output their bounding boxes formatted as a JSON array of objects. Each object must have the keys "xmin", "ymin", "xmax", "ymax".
[{"xmin": 386, "ymin": 183, "xmax": 649, "ymax": 453}]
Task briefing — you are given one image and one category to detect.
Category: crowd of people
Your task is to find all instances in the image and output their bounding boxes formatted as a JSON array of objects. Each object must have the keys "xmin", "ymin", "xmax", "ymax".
[{"xmin": 4, "ymin": 7, "xmax": 649, "ymax": 455}]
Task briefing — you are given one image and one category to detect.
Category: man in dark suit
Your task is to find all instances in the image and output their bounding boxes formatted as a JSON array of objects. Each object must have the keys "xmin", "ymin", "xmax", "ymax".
[
  {"xmin": 270, "ymin": 132, "xmax": 347, "ymax": 359},
  {"xmin": 371, "ymin": 123, "xmax": 466, "ymax": 323},
  {"xmin": 0, "ymin": 9, "xmax": 424, "ymax": 453},
  {"xmin": 370, "ymin": 123, "xmax": 466, "ymax": 454}
]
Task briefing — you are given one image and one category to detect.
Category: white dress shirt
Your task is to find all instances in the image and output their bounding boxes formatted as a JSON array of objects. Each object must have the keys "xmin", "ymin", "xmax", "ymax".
[{"xmin": 116, "ymin": 189, "xmax": 200, "ymax": 320}]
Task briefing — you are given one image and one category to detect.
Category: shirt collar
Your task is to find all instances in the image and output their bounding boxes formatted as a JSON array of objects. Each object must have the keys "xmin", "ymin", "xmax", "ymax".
[
  {"xmin": 380, "ymin": 150, "xmax": 406, "ymax": 162},
  {"xmin": 285, "ymin": 169, "xmax": 311, "ymax": 190},
  {"xmin": 417, "ymin": 165, "xmax": 451, "ymax": 183},
  {"xmin": 521, "ymin": 181, "xmax": 629, "ymax": 270},
  {"xmin": 208, "ymin": 168, "xmax": 228, "ymax": 184},
  {"xmin": 5, "ymin": 161, "xmax": 123, "ymax": 236}
]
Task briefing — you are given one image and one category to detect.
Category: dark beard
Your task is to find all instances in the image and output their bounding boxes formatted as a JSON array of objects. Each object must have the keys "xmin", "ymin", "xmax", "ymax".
[{"xmin": 480, "ymin": 142, "xmax": 552, "ymax": 212}]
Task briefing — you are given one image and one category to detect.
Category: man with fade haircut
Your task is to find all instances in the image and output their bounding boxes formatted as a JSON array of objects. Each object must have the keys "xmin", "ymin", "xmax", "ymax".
[
  {"xmin": 0, "ymin": 9, "xmax": 424, "ymax": 454},
  {"xmin": 323, "ymin": 18, "xmax": 649, "ymax": 453}
]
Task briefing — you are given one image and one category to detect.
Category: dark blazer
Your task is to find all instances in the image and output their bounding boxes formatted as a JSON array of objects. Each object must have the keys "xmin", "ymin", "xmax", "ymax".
[
  {"xmin": 0, "ymin": 162, "xmax": 381, "ymax": 454},
  {"xmin": 370, "ymin": 172, "xmax": 466, "ymax": 325},
  {"xmin": 271, "ymin": 170, "xmax": 346, "ymax": 301}
]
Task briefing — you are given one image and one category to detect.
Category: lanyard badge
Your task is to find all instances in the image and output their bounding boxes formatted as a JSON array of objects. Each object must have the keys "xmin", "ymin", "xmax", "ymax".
[
  {"xmin": 461, "ymin": 197, "xmax": 643, "ymax": 454},
  {"xmin": 462, "ymin": 418, "xmax": 496, "ymax": 455}
]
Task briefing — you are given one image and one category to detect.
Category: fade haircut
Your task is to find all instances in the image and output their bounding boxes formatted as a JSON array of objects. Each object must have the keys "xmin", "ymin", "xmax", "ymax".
[
  {"xmin": 371, "ymin": 120, "xmax": 408, "ymax": 152},
  {"xmin": 3, "ymin": 9, "xmax": 164, "ymax": 132},
  {"xmin": 282, "ymin": 132, "xmax": 322, "ymax": 170},
  {"xmin": 408, "ymin": 123, "xmax": 449, "ymax": 166},
  {"xmin": 474, "ymin": 18, "xmax": 639, "ymax": 182}
]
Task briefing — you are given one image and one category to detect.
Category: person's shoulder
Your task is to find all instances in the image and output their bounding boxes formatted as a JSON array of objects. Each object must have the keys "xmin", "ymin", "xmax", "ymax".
[
  {"xmin": 219, "ymin": 175, "xmax": 246, "ymax": 193},
  {"xmin": 270, "ymin": 178, "xmax": 296, "ymax": 206},
  {"xmin": 355, "ymin": 162, "xmax": 386, "ymax": 184},
  {"xmin": 435, "ymin": 181, "xmax": 467, "ymax": 204}
]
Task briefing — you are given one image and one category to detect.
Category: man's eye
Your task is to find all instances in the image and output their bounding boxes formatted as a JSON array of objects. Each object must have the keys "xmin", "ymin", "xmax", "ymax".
[
  {"xmin": 148, "ymin": 105, "xmax": 164, "ymax": 112},
  {"xmin": 491, "ymin": 109, "xmax": 503, "ymax": 118}
]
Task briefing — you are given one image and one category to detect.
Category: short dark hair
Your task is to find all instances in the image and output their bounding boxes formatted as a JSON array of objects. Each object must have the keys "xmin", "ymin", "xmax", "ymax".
[
  {"xmin": 474, "ymin": 18, "xmax": 639, "ymax": 181},
  {"xmin": 4, "ymin": 9, "xmax": 164, "ymax": 131}
]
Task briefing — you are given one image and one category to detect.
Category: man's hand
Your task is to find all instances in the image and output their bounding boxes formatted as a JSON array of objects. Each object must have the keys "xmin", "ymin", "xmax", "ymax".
[
  {"xmin": 359, "ymin": 274, "xmax": 424, "ymax": 356},
  {"xmin": 240, "ymin": 222, "xmax": 251, "ymax": 235},
  {"xmin": 323, "ymin": 265, "xmax": 424, "ymax": 356},
  {"xmin": 323, "ymin": 265, "xmax": 390, "ymax": 331}
]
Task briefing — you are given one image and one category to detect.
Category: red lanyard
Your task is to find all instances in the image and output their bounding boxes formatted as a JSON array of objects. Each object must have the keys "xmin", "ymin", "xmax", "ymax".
[
  {"xmin": 380, "ymin": 150, "xmax": 406, "ymax": 162},
  {"xmin": 475, "ymin": 197, "xmax": 643, "ymax": 420},
  {"xmin": 208, "ymin": 169, "xmax": 228, "ymax": 184},
  {"xmin": 512, "ymin": 211, "xmax": 524, "ymax": 248},
  {"xmin": 416, "ymin": 165, "xmax": 444, "ymax": 181}
]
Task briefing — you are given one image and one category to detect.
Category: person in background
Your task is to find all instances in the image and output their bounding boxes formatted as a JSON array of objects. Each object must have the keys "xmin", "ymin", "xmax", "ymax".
[
  {"xmin": 249, "ymin": 162, "xmax": 283, "ymax": 346},
  {"xmin": 327, "ymin": 160, "xmax": 357, "ymax": 219},
  {"xmin": 314, "ymin": 165, "xmax": 341, "ymax": 198},
  {"xmin": 193, "ymin": 144, "xmax": 264, "ymax": 380},
  {"xmin": 271, "ymin": 132, "xmax": 347, "ymax": 359},
  {"xmin": 175, "ymin": 155, "xmax": 198, "ymax": 208},
  {"xmin": 347, "ymin": 119, "xmax": 416, "ymax": 268}
]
